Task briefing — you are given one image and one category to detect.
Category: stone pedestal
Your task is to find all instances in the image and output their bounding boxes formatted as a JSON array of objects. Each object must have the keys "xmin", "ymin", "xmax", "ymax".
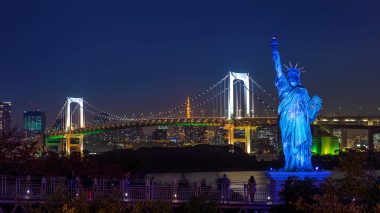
[{"xmin": 265, "ymin": 171, "xmax": 331, "ymax": 204}]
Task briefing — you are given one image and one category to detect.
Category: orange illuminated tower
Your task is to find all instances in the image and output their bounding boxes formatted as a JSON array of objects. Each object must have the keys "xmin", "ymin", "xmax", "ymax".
[{"xmin": 186, "ymin": 96, "xmax": 191, "ymax": 118}]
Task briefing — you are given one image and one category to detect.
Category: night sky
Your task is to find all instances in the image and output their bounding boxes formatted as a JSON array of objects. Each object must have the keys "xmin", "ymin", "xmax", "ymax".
[{"xmin": 1, "ymin": 0, "xmax": 380, "ymax": 126}]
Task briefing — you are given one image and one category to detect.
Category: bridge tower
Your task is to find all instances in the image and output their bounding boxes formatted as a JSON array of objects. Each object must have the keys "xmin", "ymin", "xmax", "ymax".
[
  {"xmin": 64, "ymin": 97, "xmax": 85, "ymax": 154},
  {"xmin": 225, "ymin": 124, "xmax": 257, "ymax": 154},
  {"xmin": 66, "ymin": 97, "xmax": 85, "ymax": 130},
  {"xmin": 228, "ymin": 72, "xmax": 251, "ymax": 119},
  {"xmin": 226, "ymin": 72, "xmax": 254, "ymax": 154},
  {"xmin": 45, "ymin": 97, "xmax": 86, "ymax": 155}
]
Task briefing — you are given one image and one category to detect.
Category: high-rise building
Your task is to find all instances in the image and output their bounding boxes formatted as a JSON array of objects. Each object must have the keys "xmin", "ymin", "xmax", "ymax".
[
  {"xmin": 167, "ymin": 126, "xmax": 183, "ymax": 143},
  {"xmin": 331, "ymin": 128, "xmax": 348, "ymax": 147},
  {"xmin": 254, "ymin": 126, "xmax": 279, "ymax": 151},
  {"xmin": 153, "ymin": 126, "xmax": 168, "ymax": 141},
  {"xmin": 127, "ymin": 127, "xmax": 144, "ymax": 141},
  {"xmin": 205, "ymin": 129, "xmax": 216, "ymax": 143},
  {"xmin": 374, "ymin": 133, "xmax": 380, "ymax": 151},
  {"xmin": 185, "ymin": 126, "xmax": 207, "ymax": 143},
  {"xmin": 215, "ymin": 127, "xmax": 228, "ymax": 144},
  {"xmin": 0, "ymin": 102, "xmax": 11, "ymax": 133},
  {"xmin": 23, "ymin": 110, "xmax": 46, "ymax": 133}
]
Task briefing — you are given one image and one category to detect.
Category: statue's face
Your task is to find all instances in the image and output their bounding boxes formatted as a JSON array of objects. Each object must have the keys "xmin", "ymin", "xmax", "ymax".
[{"xmin": 287, "ymin": 69, "xmax": 300, "ymax": 86}]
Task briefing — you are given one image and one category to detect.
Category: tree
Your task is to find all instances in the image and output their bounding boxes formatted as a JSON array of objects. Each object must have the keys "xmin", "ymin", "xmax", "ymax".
[
  {"xmin": 0, "ymin": 129, "xmax": 39, "ymax": 176},
  {"xmin": 287, "ymin": 151, "xmax": 380, "ymax": 212},
  {"xmin": 278, "ymin": 177, "xmax": 320, "ymax": 212},
  {"xmin": 306, "ymin": 152, "xmax": 380, "ymax": 212}
]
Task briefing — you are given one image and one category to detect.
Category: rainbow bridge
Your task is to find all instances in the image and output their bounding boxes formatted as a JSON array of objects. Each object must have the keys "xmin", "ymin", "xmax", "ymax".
[{"xmin": 45, "ymin": 72, "xmax": 380, "ymax": 153}]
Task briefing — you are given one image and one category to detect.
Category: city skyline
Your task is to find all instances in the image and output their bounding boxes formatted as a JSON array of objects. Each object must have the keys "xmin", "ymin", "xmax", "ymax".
[{"xmin": 1, "ymin": 1, "xmax": 380, "ymax": 126}]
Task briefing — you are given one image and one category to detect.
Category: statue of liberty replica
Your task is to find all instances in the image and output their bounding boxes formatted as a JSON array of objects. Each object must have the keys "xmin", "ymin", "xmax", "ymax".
[
  {"xmin": 271, "ymin": 35, "xmax": 322, "ymax": 171},
  {"xmin": 266, "ymin": 36, "xmax": 330, "ymax": 204}
]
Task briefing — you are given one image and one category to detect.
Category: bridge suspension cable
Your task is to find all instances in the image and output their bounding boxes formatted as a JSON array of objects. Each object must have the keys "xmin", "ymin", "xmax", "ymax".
[
  {"xmin": 249, "ymin": 76, "xmax": 276, "ymax": 102},
  {"xmin": 49, "ymin": 100, "xmax": 67, "ymax": 131},
  {"xmin": 83, "ymin": 100, "xmax": 129, "ymax": 121},
  {"xmin": 143, "ymin": 73, "xmax": 277, "ymax": 119},
  {"xmin": 142, "ymin": 74, "xmax": 230, "ymax": 119},
  {"xmin": 243, "ymin": 82, "xmax": 276, "ymax": 114}
]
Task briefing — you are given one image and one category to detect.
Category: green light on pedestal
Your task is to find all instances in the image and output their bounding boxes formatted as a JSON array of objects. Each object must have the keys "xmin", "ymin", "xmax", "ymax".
[
  {"xmin": 321, "ymin": 136, "xmax": 339, "ymax": 155},
  {"xmin": 312, "ymin": 136, "xmax": 339, "ymax": 155},
  {"xmin": 312, "ymin": 137, "xmax": 321, "ymax": 155}
]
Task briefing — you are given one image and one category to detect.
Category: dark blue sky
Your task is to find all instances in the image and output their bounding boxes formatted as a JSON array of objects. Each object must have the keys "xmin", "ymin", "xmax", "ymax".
[{"xmin": 1, "ymin": 0, "xmax": 380, "ymax": 126}]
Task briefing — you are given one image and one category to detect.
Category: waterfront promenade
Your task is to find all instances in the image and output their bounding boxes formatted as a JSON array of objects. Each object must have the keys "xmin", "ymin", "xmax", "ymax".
[{"xmin": 0, "ymin": 175, "xmax": 271, "ymax": 212}]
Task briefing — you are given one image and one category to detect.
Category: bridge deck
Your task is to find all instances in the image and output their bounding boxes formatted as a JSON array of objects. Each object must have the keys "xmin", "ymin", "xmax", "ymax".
[{"xmin": 46, "ymin": 116, "xmax": 380, "ymax": 137}]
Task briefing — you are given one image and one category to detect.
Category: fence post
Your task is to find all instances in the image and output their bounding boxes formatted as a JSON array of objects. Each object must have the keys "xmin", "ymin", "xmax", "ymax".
[
  {"xmin": 15, "ymin": 178, "xmax": 20, "ymax": 198},
  {"xmin": 1, "ymin": 176, "xmax": 3, "ymax": 196},
  {"xmin": 119, "ymin": 180, "xmax": 123, "ymax": 194},
  {"xmin": 244, "ymin": 183, "xmax": 248, "ymax": 203},
  {"xmin": 75, "ymin": 177, "xmax": 80, "ymax": 198},
  {"xmin": 145, "ymin": 178, "xmax": 150, "ymax": 200},
  {"xmin": 52, "ymin": 178, "xmax": 56, "ymax": 196},
  {"xmin": 50, "ymin": 178, "xmax": 53, "ymax": 197},
  {"xmin": 150, "ymin": 179, "xmax": 154, "ymax": 199},
  {"xmin": 26, "ymin": 175, "xmax": 31, "ymax": 197},
  {"xmin": 101, "ymin": 178, "xmax": 104, "ymax": 193},
  {"xmin": 93, "ymin": 178, "xmax": 98, "ymax": 197},
  {"xmin": 172, "ymin": 179, "xmax": 177, "ymax": 200},
  {"xmin": 41, "ymin": 177, "xmax": 47, "ymax": 197},
  {"xmin": 196, "ymin": 181, "xmax": 200, "ymax": 197},
  {"xmin": 4, "ymin": 177, "xmax": 7, "ymax": 197},
  {"xmin": 267, "ymin": 180, "xmax": 271, "ymax": 204}
]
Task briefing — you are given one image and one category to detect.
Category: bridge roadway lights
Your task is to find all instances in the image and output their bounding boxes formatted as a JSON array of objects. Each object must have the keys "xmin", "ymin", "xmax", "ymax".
[{"xmin": 225, "ymin": 124, "xmax": 256, "ymax": 154}]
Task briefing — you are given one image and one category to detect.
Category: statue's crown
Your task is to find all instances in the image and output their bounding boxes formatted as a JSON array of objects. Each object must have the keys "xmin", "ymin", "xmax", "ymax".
[{"xmin": 284, "ymin": 62, "xmax": 305, "ymax": 76}]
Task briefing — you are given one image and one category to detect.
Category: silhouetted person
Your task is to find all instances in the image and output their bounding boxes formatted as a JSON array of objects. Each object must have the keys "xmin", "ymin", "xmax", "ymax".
[
  {"xmin": 178, "ymin": 173, "xmax": 189, "ymax": 187},
  {"xmin": 247, "ymin": 176, "xmax": 257, "ymax": 203},
  {"xmin": 220, "ymin": 174, "xmax": 231, "ymax": 203}
]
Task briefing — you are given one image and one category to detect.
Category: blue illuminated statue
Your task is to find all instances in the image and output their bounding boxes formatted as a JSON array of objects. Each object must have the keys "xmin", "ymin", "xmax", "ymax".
[{"xmin": 271, "ymin": 36, "xmax": 322, "ymax": 171}]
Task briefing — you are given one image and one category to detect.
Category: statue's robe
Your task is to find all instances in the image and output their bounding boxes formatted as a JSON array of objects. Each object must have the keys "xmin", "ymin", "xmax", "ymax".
[{"xmin": 276, "ymin": 75, "xmax": 318, "ymax": 171}]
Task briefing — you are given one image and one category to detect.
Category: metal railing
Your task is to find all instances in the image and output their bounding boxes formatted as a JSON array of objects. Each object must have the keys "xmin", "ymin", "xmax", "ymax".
[{"xmin": 0, "ymin": 176, "xmax": 270, "ymax": 204}]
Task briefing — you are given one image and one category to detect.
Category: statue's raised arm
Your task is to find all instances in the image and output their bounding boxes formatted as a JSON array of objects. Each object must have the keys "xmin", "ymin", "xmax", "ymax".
[{"xmin": 271, "ymin": 36, "xmax": 283, "ymax": 78}]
